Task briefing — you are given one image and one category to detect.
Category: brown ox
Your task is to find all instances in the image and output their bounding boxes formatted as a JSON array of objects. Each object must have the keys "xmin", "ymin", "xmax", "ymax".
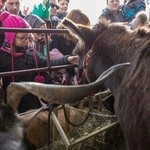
[
  {"xmin": 61, "ymin": 18, "xmax": 150, "ymax": 150},
  {"xmin": 116, "ymin": 46, "xmax": 150, "ymax": 150}
]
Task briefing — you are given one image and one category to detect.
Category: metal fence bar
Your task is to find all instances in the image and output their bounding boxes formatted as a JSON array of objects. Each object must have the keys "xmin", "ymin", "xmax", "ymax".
[
  {"xmin": 0, "ymin": 28, "xmax": 69, "ymax": 33},
  {"xmin": 0, "ymin": 28, "xmax": 77, "ymax": 77}
]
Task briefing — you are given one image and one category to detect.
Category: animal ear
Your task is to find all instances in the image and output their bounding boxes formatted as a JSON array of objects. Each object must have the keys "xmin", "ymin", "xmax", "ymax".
[{"xmin": 61, "ymin": 18, "xmax": 93, "ymax": 42}]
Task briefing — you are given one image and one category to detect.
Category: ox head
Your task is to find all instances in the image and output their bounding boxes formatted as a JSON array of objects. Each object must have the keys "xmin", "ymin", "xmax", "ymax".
[
  {"xmin": 62, "ymin": 18, "xmax": 94, "ymax": 78},
  {"xmin": 61, "ymin": 18, "xmax": 110, "ymax": 83}
]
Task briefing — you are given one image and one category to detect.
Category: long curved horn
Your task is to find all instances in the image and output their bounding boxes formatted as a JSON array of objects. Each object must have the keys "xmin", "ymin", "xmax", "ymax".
[
  {"xmin": 7, "ymin": 63, "xmax": 130, "ymax": 106},
  {"xmin": 96, "ymin": 62, "xmax": 130, "ymax": 80}
]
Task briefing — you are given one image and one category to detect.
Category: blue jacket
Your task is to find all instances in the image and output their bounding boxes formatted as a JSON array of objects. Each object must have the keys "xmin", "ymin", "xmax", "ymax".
[{"xmin": 122, "ymin": 0, "xmax": 146, "ymax": 22}]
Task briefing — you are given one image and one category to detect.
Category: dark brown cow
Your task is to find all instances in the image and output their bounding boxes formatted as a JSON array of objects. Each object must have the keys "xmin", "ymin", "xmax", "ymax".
[
  {"xmin": 116, "ymin": 46, "xmax": 150, "ymax": 150},
  {"xmin": 61, "ymin": 18, "xmax": 150, "ymax": 150}
]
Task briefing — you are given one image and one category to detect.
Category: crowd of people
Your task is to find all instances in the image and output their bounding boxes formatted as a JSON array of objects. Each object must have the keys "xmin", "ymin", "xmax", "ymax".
[
  {"xmin": 0, "ymin": 0, "xmax": 149, "ymax": 113},
  {"xmin": 99, "ymin": 0, "xmax": 149, "ymax": 28}
]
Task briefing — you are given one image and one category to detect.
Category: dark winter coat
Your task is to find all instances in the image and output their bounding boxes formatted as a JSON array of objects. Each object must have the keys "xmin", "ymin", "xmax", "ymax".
[
  {"xmin": 51, "ymin": 12, "xmax": 67, "ymax": 28},
  {"xmin": 99, "ymin": 8, "xmax": 125, "ymax": 23},
  {"xmin": 55, "ymin": 12, "xmax": 67, "ymax": 21}
]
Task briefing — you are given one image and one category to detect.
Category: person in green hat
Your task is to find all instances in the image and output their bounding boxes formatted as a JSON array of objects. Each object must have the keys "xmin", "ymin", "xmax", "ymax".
[{"xmin": 32, "ymin": 0, "xmax": 50, "ymax": 20}]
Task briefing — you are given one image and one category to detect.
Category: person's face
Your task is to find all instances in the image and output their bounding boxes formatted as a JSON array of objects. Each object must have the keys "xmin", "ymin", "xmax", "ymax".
[
  {"xmin": 58, "ymin": 0, "xmax": 68, "ymax": 14},
  {"xmin": 14, "ymin": 32, "xmax": 31, "ymax": 47},
  {"xmin": 50, "ymin": 3, "xmax": 59, "ymax": 17},
  {"xmin": 5, "ymin": 0, "xmax": 20, "ymax": 15},
  {"xmin": 33, "ymin": 24, "xmax": 47, "ymax": 41},
  {"xmin": 0, "ymin": 0, "xmax": 6, "ymax": 10},
  {"xmin": 107, "ymin": 0, "xmax": 120, "ymax": 12}
]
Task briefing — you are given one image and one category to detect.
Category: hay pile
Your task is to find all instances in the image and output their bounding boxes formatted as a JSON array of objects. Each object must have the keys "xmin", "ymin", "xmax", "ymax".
[{"xmin": 37, "ymin": 93, "xmax": 126, "ymax": 150}]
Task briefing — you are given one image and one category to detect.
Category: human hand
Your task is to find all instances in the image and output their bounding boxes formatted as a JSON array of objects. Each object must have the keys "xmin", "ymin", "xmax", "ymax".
[
  {"xmin": 23, "ymin": 6, "xmax": 29, "ymax": 16},
  {"xmin": 68, "ymin": 55, "xmax": 79, "ymax": 64},
  {"xmin": 43, "ymin": 0, "xmax": 48, "ymax": 5}
]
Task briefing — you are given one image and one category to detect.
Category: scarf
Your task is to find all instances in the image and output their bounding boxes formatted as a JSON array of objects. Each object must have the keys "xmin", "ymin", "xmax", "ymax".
[{"xmin": 1, "ymin": 41, "xmax": 27, "ymax": 57}]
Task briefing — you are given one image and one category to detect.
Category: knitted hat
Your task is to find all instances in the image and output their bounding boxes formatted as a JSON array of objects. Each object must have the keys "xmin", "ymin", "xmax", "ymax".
[
  {"xmin": 0, "ymin": 11, "xmax": 29, "ymax": 45},
  {"xmin": 49, "ymin": 48, "xmax": 64, "ymax": 60},
  {"xmin": 24, "ymin": 14, "xmax": 46, "ymax": 28}
]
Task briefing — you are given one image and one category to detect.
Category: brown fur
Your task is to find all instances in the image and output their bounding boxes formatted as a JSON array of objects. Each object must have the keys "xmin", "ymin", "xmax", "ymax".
[
  {"xmin": 24, "ymin": 108, "xmax": 77, "ymax": 148},
  {"xmin": 115, "ymin": 42, "xmax": 150, "ymax": 150},
  {"xmin": 62, "ymin": 18, "xmax": 150, "ymax": 150}
]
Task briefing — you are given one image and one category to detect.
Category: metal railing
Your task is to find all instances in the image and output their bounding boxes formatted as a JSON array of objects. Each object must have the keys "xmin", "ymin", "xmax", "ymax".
[{"xmin": 0, "ymin": 27, "xmax": 77, "ymax": 77}]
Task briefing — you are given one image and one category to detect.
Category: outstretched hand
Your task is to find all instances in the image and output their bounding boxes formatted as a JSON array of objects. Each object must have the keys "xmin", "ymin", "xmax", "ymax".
[
  {"xmin": 43, "ymin": 0, "xmax": 49, "ymax": 5},
  {"xmin": 68, "ymin": 55, "xmax": 79, "ymax": 64},
  {"xmin": 23, "ymin": 6, "xmax": 29, "ymax": 16}
]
